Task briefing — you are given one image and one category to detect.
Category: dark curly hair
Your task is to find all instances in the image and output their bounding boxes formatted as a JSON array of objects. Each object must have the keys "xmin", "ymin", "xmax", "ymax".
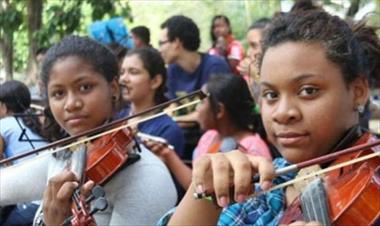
[
  {"xmin": 161, "ymin": 15, "xmax": 200, "ymax": 51},
  {"xmin": 206, "ymin": 73, "xmax": 258, "ymax": 132},
  {"xmin": 259, "ymin": 10, "xmax": 377, "ymax": 85},
  {"xmin": 125, "ymin": 47, "xmax": 168, "ymax": 104},
  {"xmin": 40, "ymin": 35, "xmax": 120, "ymax": 140}
]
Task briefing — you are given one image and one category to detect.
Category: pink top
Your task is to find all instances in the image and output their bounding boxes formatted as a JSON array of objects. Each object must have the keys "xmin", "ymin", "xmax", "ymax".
[{"xmin": 193, "ymin": 130, "xmax": 272, "ymax": 161}]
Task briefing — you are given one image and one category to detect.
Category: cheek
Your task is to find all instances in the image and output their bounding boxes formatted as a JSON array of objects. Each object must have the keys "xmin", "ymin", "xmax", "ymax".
[{"xmin": 49, "ymin": 101, "xmax": 65, "ymax": 126}]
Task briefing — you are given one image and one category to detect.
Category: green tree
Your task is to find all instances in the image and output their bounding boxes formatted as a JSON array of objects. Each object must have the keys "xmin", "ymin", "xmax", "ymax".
[{"xmin": 0, "ymin": 0, "xmax": 23, "ymax": 81}]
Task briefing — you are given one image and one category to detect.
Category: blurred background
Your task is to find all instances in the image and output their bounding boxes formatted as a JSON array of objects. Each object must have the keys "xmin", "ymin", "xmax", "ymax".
[{"xmin": 1, "ymin": 0, "xmax": 379, "ymax": 132}]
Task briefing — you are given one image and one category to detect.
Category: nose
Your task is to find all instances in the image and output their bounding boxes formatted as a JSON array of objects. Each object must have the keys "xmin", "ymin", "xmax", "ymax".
[
  {"xmin": 64, "ymin": 93, "xmax": 82, "ymax": 112},
  {"xmin": 119, "ymin": 71, "xmax": 130, "ymax": 85},
  {"xmin": 272, "ymin": 97, "xmax": 301, "ymax": 125}
]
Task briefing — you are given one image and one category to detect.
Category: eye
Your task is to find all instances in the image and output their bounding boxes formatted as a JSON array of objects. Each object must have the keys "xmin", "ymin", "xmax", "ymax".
[
  {"xmin": 50, "ymin": 89, "xmax": 65, "ymax": 99},
  {"xmin": 79, "ymin": 83, "xmax": 93, "ymax": 92},
  {"xmin": 299, "ymin": 86, "xmax": 319, "ymax": 97},
  {"xmin": 262, "ymin": 90, "xmax": 279, "ymax": 101},
  {"xmin": 129, "ymin": 68, "xmax": 140, "ymax": 75}
]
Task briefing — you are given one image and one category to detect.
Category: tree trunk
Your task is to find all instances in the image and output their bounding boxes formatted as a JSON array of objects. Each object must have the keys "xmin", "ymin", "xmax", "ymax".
[
  {"xmin": 25, "ymin": 0, "xmax": 43, "ymax": 86},
  {"xmin": 0, "ymin": 34, "xmax": 14, "ymax": 81},
  {"xmin": 346, "ymin": 0, "xmax": 361, "ymax": 18},
  {"xmin": 0, "ymin": 0, "xmax": 13, "ymax": 81}
]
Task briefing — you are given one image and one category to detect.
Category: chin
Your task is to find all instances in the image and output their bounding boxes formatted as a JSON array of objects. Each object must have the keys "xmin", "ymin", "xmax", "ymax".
[{"xmin": 280, "ymin": 148, "xmax": 312, "ymax": 164}]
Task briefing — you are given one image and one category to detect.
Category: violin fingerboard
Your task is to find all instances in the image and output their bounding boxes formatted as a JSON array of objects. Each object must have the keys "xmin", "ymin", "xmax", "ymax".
[{"xmin": 300, "ymin": 178, "xmax": 332, "ymax": 226}]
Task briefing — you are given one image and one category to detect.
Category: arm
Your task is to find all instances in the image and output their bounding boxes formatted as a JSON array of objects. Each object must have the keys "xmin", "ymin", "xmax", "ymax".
[
  {"xmin": 173, "ymin": 111, "xmax": 199, "ymax": 128},
  {"xmin": 169, "ymin": 151, "xmax": 275, "ymax": 225},
  {"xmin": 143, "ymin": 140, "xmax": 192, "ymax": 190},
  {"xmin": 0, "ymin": 153, "xmax": 50, "ymax": 205},
  {"xmin": 168, "ymin": 182, "xmax": 222, "ymax": 225},
  {"xmin": 0, "ymin": 136, "xmax": 4, "ymax": 159}
]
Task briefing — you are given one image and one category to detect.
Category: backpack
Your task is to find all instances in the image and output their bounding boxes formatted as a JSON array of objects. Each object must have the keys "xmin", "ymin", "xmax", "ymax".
[{"xmin": 88, "ymin": 17, "xmax": 134, "ymax": 49}]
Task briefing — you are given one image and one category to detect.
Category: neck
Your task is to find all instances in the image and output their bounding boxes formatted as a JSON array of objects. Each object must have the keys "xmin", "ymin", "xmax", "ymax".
[
  {"xmin": 216, "ymin": 118, "xmax": 250, "ymax": 141},
  {"xmin": 176, "ymin": 51, "xmax": 201, "ymax": 73},
  {"xmin": 131, "ymin": 98, "xmax": 156, "ymax": 115}
]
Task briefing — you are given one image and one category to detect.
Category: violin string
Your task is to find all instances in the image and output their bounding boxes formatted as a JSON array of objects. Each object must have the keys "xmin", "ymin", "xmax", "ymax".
[
  {"xmin": 47, "ymin": 99, "xmax": 202, "ymax": 156},
  {"xmin": 249, "ymin": 151, "xmax": 380, "ymax": 198}
]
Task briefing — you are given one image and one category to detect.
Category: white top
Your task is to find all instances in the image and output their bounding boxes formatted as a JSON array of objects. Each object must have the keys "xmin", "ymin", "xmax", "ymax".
[{"xmin": 0, "ymin": 145, "xmax": 177, "ymax": 225}]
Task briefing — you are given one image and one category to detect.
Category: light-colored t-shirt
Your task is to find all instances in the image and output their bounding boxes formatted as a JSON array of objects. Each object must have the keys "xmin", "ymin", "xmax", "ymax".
[
  {"xmin": 0, "ymin": 116, "xmax": 48, "ymax": 164},
  {"xmin": 0, "ymin": 145, "xmax": 177, "ymax": 225}
]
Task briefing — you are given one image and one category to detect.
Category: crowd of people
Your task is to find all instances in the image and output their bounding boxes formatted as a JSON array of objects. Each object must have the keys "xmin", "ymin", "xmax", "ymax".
[{"xmin": 1, "ymin": 0, "xmax": 380, "ymax": 225}]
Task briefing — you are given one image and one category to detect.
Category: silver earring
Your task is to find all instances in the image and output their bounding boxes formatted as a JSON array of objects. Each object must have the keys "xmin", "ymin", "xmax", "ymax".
[{"xmin": 357, "ymin": 105, "xmax": 364, "ymax": 113}]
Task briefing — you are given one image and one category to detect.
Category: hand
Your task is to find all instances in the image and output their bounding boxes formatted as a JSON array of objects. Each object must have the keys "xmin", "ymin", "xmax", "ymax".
[
  {"xmin": 280, "ymin": 221, "xmax": 323, "ymax": 226},
  {"xmin": 43, "ymin": 169, "xmax": 94, "ymax": 226},
  {"xmin": 192, "ymin": 150, "xmax": 274, "ymax": 207},
  {"xmin": 142, "ymin": 139, "xmax": 173, "ymax": 163},
  {"xmin": 237, "ymin": 57, "xmax": 252, "ymax": 76}
]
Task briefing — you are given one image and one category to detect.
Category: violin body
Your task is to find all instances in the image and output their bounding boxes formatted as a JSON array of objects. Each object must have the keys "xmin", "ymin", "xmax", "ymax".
[
  {"xmin": 326, "ymin": 149, "xmax": 380, "ymax": 226},
  {"xmin": 280, "ymin": 134, "xmax": 380, "ymax": 225},
  {"xmin": 86, "ymin": 128, "xmax": 134, "ymax": 185}
]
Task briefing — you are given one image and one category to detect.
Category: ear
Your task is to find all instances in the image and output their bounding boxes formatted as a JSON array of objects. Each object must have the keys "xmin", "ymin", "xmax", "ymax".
[
  {"xmin": 110, "ymin": 78, "xmax": 121, "ymax": 101},
  {"xmin": 173, "ymin": 38, "xmax": 182, "ymax": 50},
  {"xmin": 150, "ymin": 74, "xmax": 163, "ymax": 90},
  {"xmin": 216, "ymin": 103, "xmax": 225, "ymax": 120},
  {"xmin": 351, "ymin": 75, "xmax": 369, "ymax": 108}
]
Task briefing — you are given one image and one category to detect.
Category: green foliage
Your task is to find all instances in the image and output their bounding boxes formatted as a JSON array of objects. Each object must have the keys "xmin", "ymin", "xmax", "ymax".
[
  {"xmin": 0, "ymin": 6, "xmax": 23, "ymax": 32},
  {"xmin": 4, "ymin": 0, "xmax": 132, "ymax": 74}
]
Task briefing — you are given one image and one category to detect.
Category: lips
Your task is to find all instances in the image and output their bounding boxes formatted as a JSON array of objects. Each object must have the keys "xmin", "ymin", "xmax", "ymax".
[
  {"xmin": 275, "ymin": 132, "xmax": 309, "ymax": 146},
  {"xmin": 120, "ymin": 85, "xmax": 130, "ymax": 95},
  {"xmin": 65, "ymin": 115, "xmax": 88, "ymax": 127}
]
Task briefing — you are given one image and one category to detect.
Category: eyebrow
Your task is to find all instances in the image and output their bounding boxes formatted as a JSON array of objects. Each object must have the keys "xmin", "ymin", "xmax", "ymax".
[
  {"xmin": 260, "ymin": 74, "xmax": 316, "ymax": 87},
  {"xmin": 49, "ymin": 74, "xmax": 93, "ymax": 88}
]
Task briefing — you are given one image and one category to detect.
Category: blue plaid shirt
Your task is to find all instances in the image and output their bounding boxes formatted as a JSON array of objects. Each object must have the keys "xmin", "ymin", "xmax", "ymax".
[
  {"xmin": 218, "ymin": 158, "xmax": 296, "ymax": 226},
  {"xmin": 157, "ymin": 158, "xmax": 295, "ymax": 226}
]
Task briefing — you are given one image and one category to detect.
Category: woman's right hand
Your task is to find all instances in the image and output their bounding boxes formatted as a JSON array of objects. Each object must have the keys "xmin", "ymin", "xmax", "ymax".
[
  {"xmin": 42, "ymin": 170, "xmax": 94, "ymax": 226},
  {"xmin": 192, "ymin": 150, "xmax": 275, "ymax": 207}
]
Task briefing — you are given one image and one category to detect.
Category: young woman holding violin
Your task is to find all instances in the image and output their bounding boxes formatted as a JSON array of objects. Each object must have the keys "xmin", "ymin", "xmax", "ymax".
[
  {"xmin": 0, "ymin": 36, "xmax": 177, "ymax": 226},
  {"xmin": 117, "ymin": 47, "xmax": 185, "ymax": 157},
  {"xmin": 146, "ymin": 73, "xmax": 271, "ymax": 192},
  {"xmin": 163, "ymin": 10, "xmax": 380, "ymax": 226}
]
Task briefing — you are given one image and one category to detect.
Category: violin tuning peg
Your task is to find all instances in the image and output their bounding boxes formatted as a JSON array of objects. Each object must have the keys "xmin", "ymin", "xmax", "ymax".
[
  {"xmin": 90, "ymin": 197, "xmax": 108, "ymax": 215},
  {"xmin": 92, "ymin": 185, "xmax": 105, "ymax": 198}
]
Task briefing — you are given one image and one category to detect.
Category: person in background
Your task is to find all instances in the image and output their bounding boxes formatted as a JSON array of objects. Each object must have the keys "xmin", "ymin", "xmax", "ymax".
[
  {"xmin": 237, "ymin": 18, "xmax": 271, "ymax": 101},
  {"xmin": 145, "ymin": 73, "xmax": 271, "ymax": 192},
  {"xmin": 117, "ymin": 47, "xmax": 185, "ymax": 158},
  {"xmin": 0, "ymin": 80, "xmax": 48, "ymax": 226},
  {"xmin": 209, "ymin": 15, "xmax": 244, "ymax": 75},
  {"xmin": 159, "ymin": 15, "xmax": 230, "ymax": 124},
  {"xmin": 131, "ymin": 26, "xmax": 151, "ymax": 48}
]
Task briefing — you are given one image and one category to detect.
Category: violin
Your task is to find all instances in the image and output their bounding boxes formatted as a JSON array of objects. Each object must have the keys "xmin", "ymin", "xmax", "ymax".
[{"xmin": 279, "ymin": 132, "xmax": 380, "ymax": 226}]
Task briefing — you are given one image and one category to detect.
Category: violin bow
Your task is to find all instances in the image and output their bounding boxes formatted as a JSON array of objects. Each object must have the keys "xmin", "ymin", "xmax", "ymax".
[{"xmin": 0, "ymin": 90, "xmax": 207, "ymax": 165}]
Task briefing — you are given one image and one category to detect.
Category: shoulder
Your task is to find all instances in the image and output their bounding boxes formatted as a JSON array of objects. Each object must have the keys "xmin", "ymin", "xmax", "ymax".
[
  {"xmin": 241, "ymin": 133, "xmax": 272, "ymax": 159},
  {"xmin": 139, "ymin": 114, "xmax": 182, "ymax": 135},
  {"xmin": 0, "ymin": 117, "xmax": 19, "ymax": 136},
  {"xmin": 201, "ymin": 53, "xmax": 230, "ymax": 71}
]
